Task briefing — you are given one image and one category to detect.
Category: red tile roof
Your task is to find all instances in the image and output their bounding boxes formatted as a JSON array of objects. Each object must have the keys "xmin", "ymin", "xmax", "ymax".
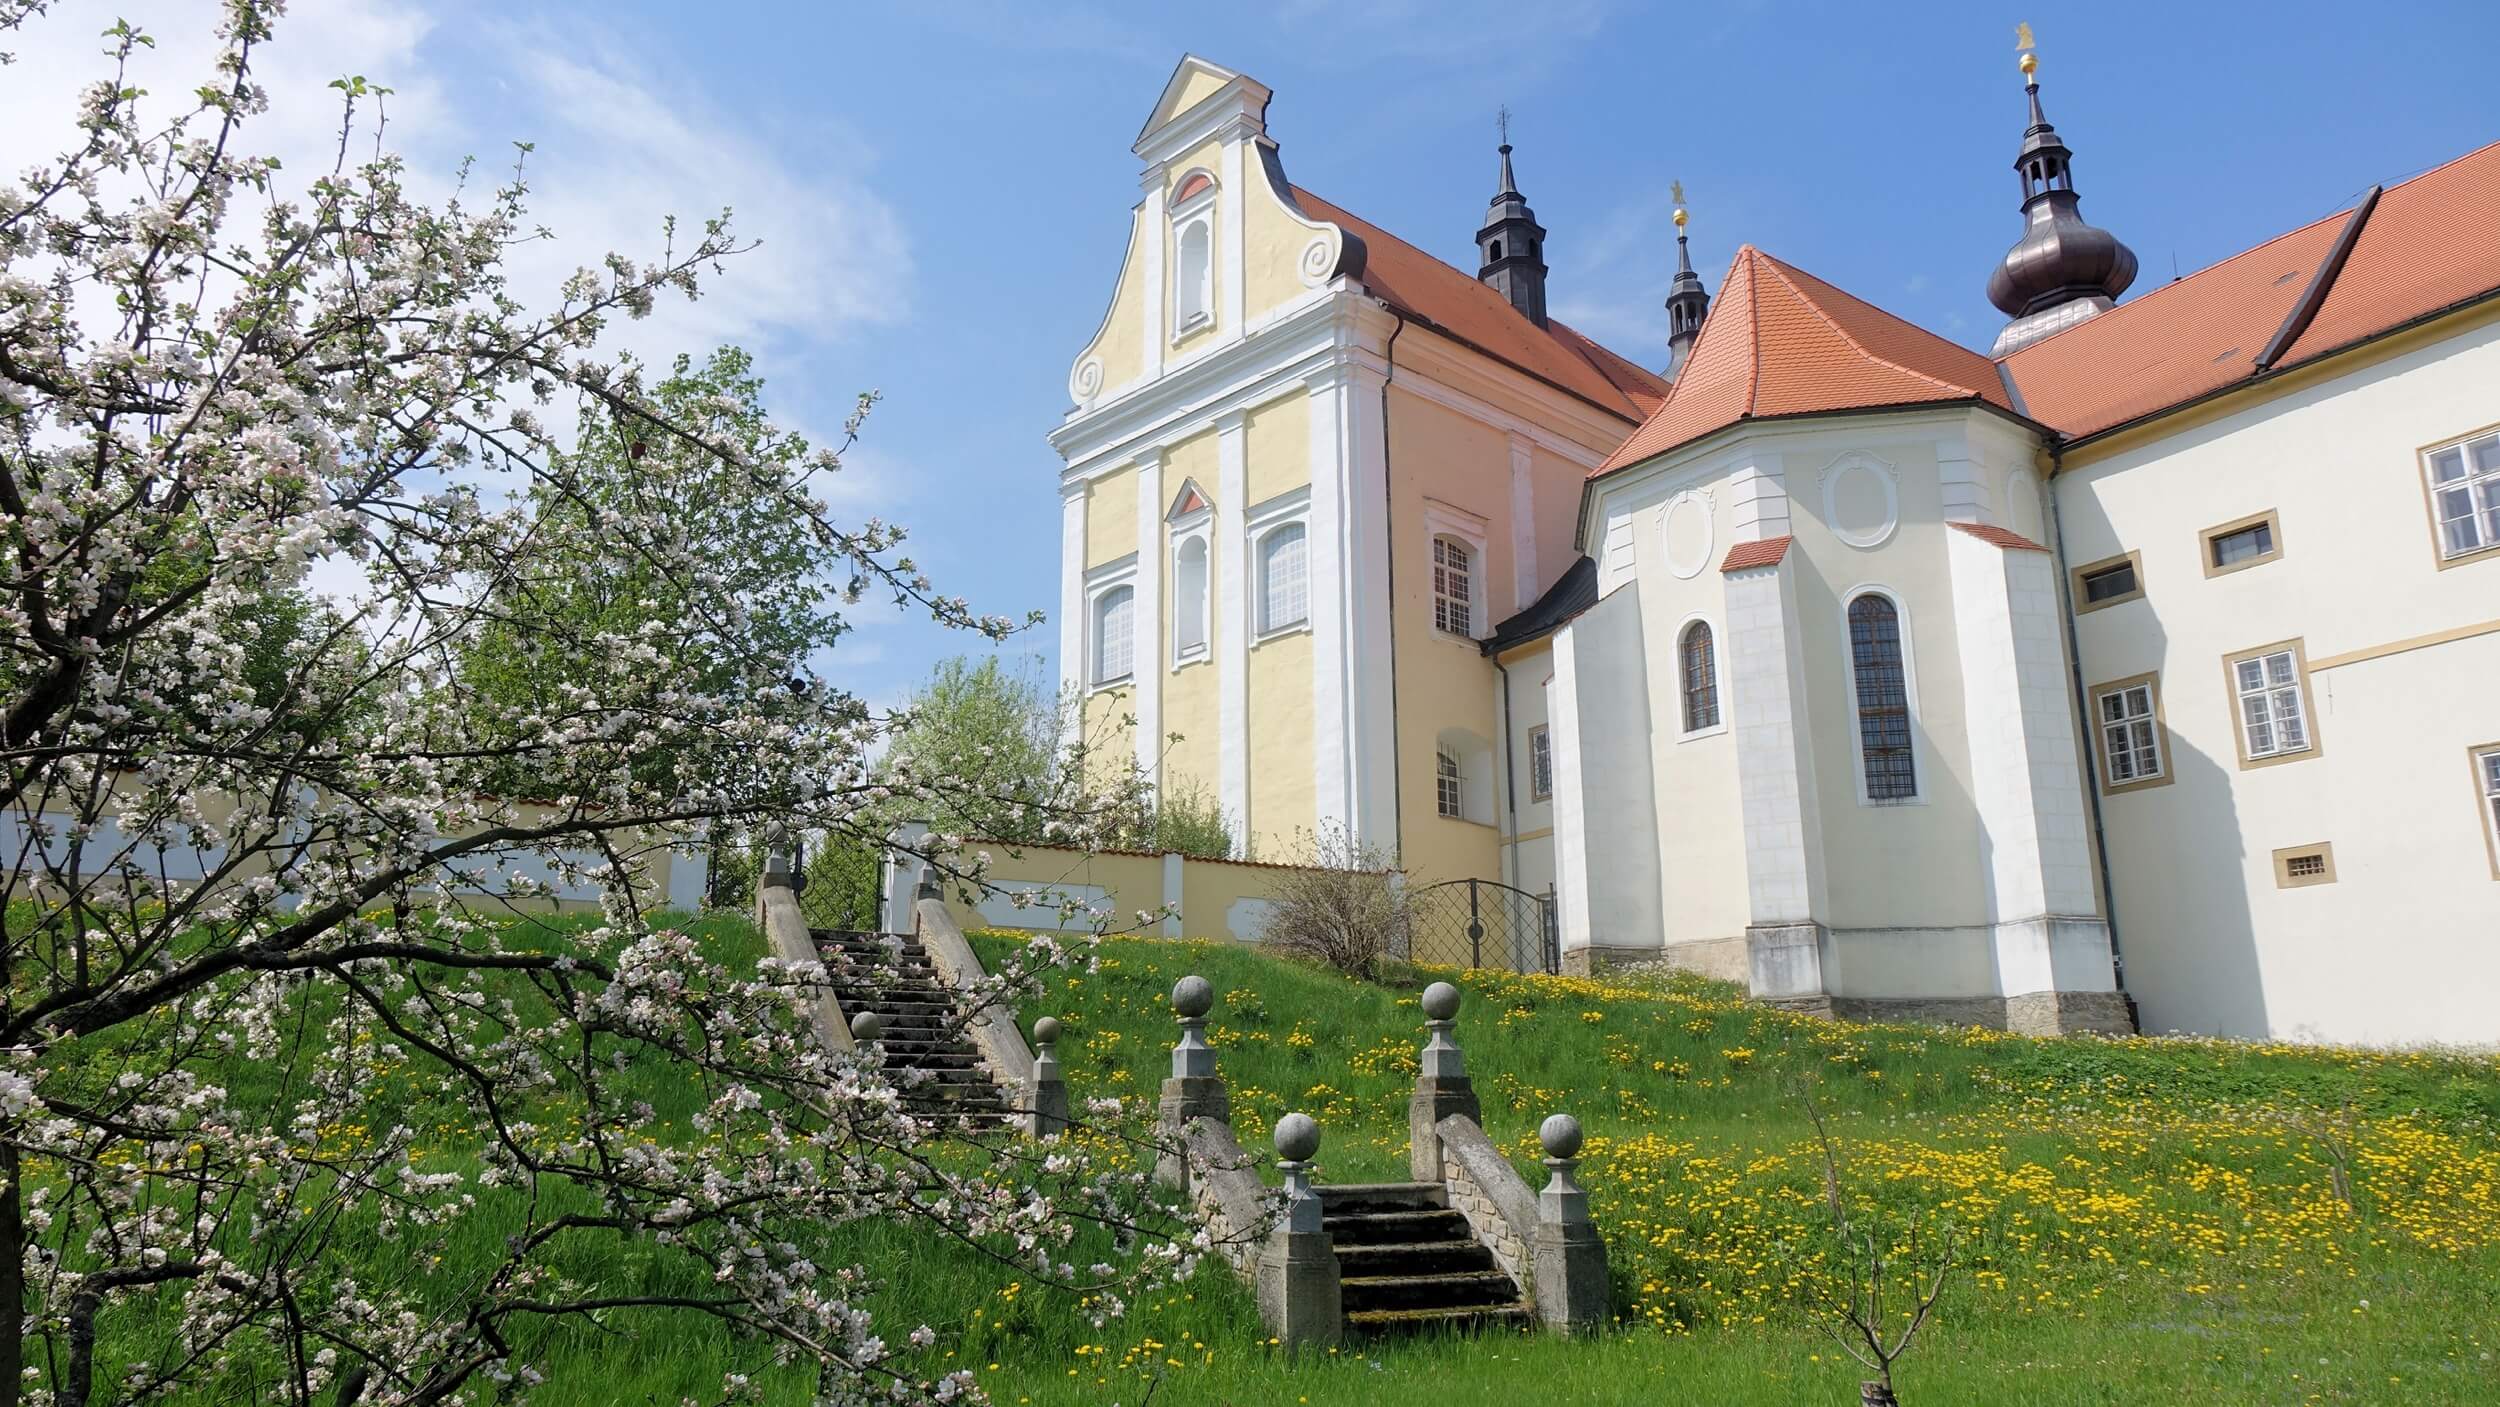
[
  {"xmin": 1946, "ymin": 520, "xmax": 2050, "ymax": 552},
  {"xmin": 1592, "ymin": 140, "xmax": 2500, "ymax": 475},
  {"xmin": 1293, "ymin": 189, "xmax": 1669, "ymax": 422},
  {"xmin": 2001, "ymin": 139, "xmax": 2500, "ymax": 440},
  {"xmin": 1719, "ymin": 536, "xmax": 1793, "ymax": 572},
  {"xmin": 1595, "ymin": 247, "xmax": 2011, "ymax": 476}
]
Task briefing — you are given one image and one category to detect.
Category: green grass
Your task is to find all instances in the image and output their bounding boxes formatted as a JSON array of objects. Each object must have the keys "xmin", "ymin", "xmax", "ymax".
[{"xmin": 45, "ymin": 918, "xmax": 2500, "ymax": 1406}]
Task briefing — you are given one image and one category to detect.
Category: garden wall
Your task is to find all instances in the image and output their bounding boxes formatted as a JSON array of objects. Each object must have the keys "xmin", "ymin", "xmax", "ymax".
[{"xmin": 880, "ymin": 830, "xmax": 1352, "ymax": 943}]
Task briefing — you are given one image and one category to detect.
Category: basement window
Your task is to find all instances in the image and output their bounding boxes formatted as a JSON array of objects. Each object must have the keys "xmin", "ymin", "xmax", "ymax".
[{"xmin": 2272, "ymin": 843, "xmax": 2336, "ymax": 889}]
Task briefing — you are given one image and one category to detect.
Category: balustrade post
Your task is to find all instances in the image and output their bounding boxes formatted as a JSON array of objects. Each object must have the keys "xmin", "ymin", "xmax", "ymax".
[
  {"xmin": 1407, "ymin": 980, "xmax": 1483, "ymax": 1180},
  {"xmin": 1532, "ymin": 1113, "xmax": 1608, "ymax": 1335},
  {"xmin": 1256, "ymin": 1112, "xmax": 1341, "ymax": 1349},
  {"xmin": 1026, "ymin": 1016, "xmax": 1070, "ymax": 1139},
  {"xmin": 1155, "ymin": 975, "xmax": 1230, "ymax": 1188}
]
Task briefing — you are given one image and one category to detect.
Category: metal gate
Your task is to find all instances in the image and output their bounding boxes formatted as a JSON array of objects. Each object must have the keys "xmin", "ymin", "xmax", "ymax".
[{"xmin": 1403, "ymin": 878, "xmax": 1558, "ymax": 974}]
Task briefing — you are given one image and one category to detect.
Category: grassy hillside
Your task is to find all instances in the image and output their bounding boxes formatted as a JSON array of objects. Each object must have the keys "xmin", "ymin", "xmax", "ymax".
[
  {"xmin": 61, "ymin": 915, "xmax": 2493, "ymax": 1405},
  {"xmin": 942, "ymin": 932, "xmax": 2500, "ymax": 1407}
]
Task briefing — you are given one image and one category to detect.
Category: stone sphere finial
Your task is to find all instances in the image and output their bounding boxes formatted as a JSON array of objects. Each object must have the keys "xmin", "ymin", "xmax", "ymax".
[
  {"xmin": 1172, "ymin": 975, "xmax": 1215, "ymax": 1018},
  {"xmin": 1273, "ymin": 1111, "xmax": 1321, "ymax": 1163},
  {"xmin": 1539, "ymin": 1113, "xmax": 1584, "ymax": 1160},
  {"xmin": 1033, "ymin": 1016, "xmax": 1061, "ymax": 1047},
  {"xmin": 849, "ymin": 1010, "xmax": 885, "ymax": 1042},
  {"xmin": 1420, "ymin": 981, "xmax": 1462, "ymax": 1022}
]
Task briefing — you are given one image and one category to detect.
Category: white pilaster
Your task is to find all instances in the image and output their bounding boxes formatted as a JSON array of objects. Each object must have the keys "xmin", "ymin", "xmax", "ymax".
[
  {"xmin": 1339, "ymin": 362, "xmax": 1398, "ymax": 855},
  {"xmin": 1548, "ymin": 631, "xmax": 1591, "ymax": 958},
  {"xmin": 1215, "ymin": 411, "xmax": 1250, "ymax": 848},
  {"xmin": 1307, "ymin": 368, "xmax": 1352, "ymax": 833},
  {"xmin": 1220, "ymin": 129, "xmax": 1248, "ymax": 342},
  {"xmin": 1724, "ymin": 560, "xmax": 1825, "ymax": 925},
  {"xmin": 1725, "ymin": 457, "xmax": 1790, "ymax": 542},
  {"xmin": 1507, "ymin": 432, "xmax": 1538, "ymax": 612},
  {"xmin": 1133, "ymin": 449, "xmax": 1165, "ymax": 786},
  {"xmin": 1139, "ymin": 173, "xmax": 1167, "ymax": 383},
  {"xmin": 1160, "ymin": 850, "xmax": 1185, "ymax": 938},
  {"xmin": 1059, "ymin": 483, "xmax": 1088, "ymax": 703},
  {"xmin": 1937, "ymin": 432, "xmax": 1991, "ymax": 524}
]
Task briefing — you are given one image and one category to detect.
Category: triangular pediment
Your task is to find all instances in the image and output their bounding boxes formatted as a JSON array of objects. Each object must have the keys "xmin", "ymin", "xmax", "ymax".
[
  {"xmin": 1135, "ymin": 54, "xmax": 1270, "ymax": 155},
  {"xmin": 1166, "ymin": 478, "xmax": 1213, "ymax": 522}
]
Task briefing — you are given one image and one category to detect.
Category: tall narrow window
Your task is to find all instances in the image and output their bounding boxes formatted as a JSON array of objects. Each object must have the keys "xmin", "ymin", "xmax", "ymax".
[
  {"xmin": 1258, "ymin": 523, "xmax": 1307, "ymax": 634},
  {"xmin": 2094, "ymin": 679, "xmax": 2165, "ymax": 786},
  {"xmin": 1172, "ymin": 536, "xmax": 1209, "ymax": 659},
  {"xmin": 1174, "ymin": 218, "xmax": 1212, "ymax": 334},
  {"xmin": 2476, "ymin": 746, "xmax": 2500, "ymax": 869},
  {"xmin": 1436, "ymin": 746, "xmax": 1463, "ymax": 818},
  {"xmin": 1679, "ymin": 622, "xmax": 1720, "ymax": 732},
  {"xmin": 1433, "ymin": 537, "xmax": 1473, "ymax": 636},
  {"xmin": 2230, "ymin": 645, "xmax": 2313, "ymax": 763},
  {"xmin": 1847, "ymin": 594, "xmax": 1917, "ymax": 801},
  {"xmin": 1528, "ymin": 725, "xmax": 1552, "ymax": 802},
  {"xmin": 2425, "ymin": 430, "xmax": 2500, "ymax": 561},
  {"xmin": 1092, "ymin": 586, "xmax": 1134, "ymax": 685}
]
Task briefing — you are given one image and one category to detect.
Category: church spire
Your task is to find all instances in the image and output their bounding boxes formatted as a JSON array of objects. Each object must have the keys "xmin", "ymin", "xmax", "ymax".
[
  {"xmin": 1663, "ymin": 181, "xmax": 1711, "ymax": 379},
  {"xmin": 1476, "ymin": 107, "xmax": 1550, "ymax": 326},
  {"xmin": 1985, "ymin": 26, "xmax": 2138, "ymax": 354}
]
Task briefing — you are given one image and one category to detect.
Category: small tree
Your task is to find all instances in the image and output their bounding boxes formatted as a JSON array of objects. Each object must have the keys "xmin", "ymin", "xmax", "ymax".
[{"xmin": 1258, "ymin": 825, "xmax": 1406, "ymax": 981}]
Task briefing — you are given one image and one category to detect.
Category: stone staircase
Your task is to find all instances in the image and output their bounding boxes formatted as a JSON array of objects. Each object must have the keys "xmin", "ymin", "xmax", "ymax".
[
  {"xmin": 1319, "ymin": 1182, "xmax": 1531, "ymax": 1334},
  {"xmin": 812, "ymin": 928, "xmax": 1011, "ymax": 1127}
]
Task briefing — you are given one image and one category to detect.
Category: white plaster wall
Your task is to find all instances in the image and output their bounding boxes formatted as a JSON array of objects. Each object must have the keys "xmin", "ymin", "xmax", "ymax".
[
  {"xmin": 2058, "ymin": 314, "xmax": 2500, "ymax": 1045},
  {"xmin": 1495, "ymin": 644, "xmax": 1556, "ymax": 901},
  {"xmin": 1554, "ymin": 588, "xmax": 1666, "ymax": 954}
]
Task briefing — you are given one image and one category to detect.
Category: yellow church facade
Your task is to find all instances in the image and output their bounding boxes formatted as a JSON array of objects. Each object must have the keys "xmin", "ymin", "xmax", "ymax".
[{"xmin": 1048, "ymin": 56, "xmax": 1666, "ymax": 889}]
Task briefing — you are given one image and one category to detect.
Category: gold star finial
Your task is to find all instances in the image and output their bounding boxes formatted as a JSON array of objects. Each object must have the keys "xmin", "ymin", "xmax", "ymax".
[
  {"xmin": 1671, "ymin": 180, "xmax": 1688, "ymax": 229},
  {"xmin": 2016, "ymin": 21, "xmax": 2038, "ymax": 77}
]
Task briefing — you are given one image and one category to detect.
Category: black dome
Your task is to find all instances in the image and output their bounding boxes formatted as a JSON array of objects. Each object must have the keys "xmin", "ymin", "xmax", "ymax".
[{"xmin": 1988, "ymin": 197, "xmax": 2139, "ymax": 316}]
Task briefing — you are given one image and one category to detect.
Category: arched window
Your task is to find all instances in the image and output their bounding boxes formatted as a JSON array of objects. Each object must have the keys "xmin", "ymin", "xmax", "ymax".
[
  {"xmin": 1846, "ymin": 593, "xmax": 1917, "ymax": 801},
  {"xmin": 1679, "ymin": 621, "xmax": 1719, "ymax": 732},
  {"xmin": 1172, "ymin": 536, "xmax": 1209, "ymax": 659},
  {"xmin": 1432, "ymin": 536, "xmax": 1473, "ymax": 636},
  {"xmin": 1092, "ymin": 586, "xmax": 1134, "ymax": 685},
  {"xmin": 1174, "ymin": 218, "xmax": 1212, "ymax": 333},
  {"xmin": 1258, "ymin": 523, "xmax": 1307, "ymax": 634}
]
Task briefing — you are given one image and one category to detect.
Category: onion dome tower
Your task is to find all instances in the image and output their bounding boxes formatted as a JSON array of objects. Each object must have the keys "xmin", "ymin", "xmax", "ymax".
[
  {"xmin": 1985, "ymin": 33, "xmax": 2137, "ymax": 355},
  {"xmin": 1477, "ymin": 111, "xmax": 1550, "ymax": 327},
  {"xmin": 1663, "ymin": 182, "xmax": 1711, "ymax": 379}
]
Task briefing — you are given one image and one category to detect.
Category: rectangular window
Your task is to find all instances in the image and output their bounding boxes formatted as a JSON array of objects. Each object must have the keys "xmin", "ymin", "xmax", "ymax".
[
  {"xmin": 2271, "ymin": 843, "xmax": 2337, "ymax": 889},
  {"xmin": 2475, "ymin": 745, "xmax": 2500, "ymax": 878},
  {"xmin": 2424, "ymin": 429, "xmax": 2500, "ymax": 564},
  {"xmin": 2201, "ymin": 510, "xmax": 2282, "ymax": 577},
  {"xmin": 2226, "ymin": 641, "xmax": 2319, "ymax": 768},
  {"xmin": 1436, "ymin": 747, "xmax": 1463, "ymax": 819},
  {"xmin": 2070, "ymin": 551, "xmax": 2144, "ymax": 613},
  {"xmin": 1528, "ymin": 726, "xmax": 1552, "ymax": 802},
  {"xmin": 2091, "ymin": 675, "xmax": 2170, "ymax": 794}
]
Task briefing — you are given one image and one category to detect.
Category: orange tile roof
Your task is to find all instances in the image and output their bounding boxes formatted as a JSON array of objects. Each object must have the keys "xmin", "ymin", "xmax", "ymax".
[
  {"xmin": 1293, "ymin": 189, "xmax": 1669, "ymax": 422},
  {"xmin": 1595, "ymin": 247, "xmax": 2011, "ymax": 476},
  {"xmin": 2005, "ymin": 139, "xmax": 2500, "ymax": 440},
  {"xmin": 1946, "ymin": 520, "xmax": 2050, "ymax": 552},
  {"xmin": 1719, "ymin": 536, "xmax": 1793, "ymax": 572}
]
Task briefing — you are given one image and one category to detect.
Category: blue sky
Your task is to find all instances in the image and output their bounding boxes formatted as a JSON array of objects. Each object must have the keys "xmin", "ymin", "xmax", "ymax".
[{"xmin": 7, "ymin": 1, "xmax": 2495, "ymax": 714}]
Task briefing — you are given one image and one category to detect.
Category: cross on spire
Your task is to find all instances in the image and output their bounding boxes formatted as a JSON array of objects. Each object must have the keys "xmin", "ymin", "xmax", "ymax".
[{"xmin": 1497, "ymin": 104, "xmax": 1511, "ymax": 146}]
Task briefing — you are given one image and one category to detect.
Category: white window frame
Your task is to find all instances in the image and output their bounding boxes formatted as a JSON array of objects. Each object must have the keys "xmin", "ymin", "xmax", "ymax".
[
  {"xmin": 1422, "ymin": 500, "xmax": 1491, "ymax": 643},
  {"xmin": 1839, "ymin": 585, "xmax": 1925, "ymax": 806},
  {"xmin": 1528, "ymin": 724, "xmax": 1553, "ymax": 803},
  {"xmin": 1169, "ymin": 172, "xmax": 1217, "ymax": 342},
  {"xmin": 1245, "ymin": 488, "xmax": 1311, "ymax": 644},
  {"xmin": 1432, "ymin": 535, "xmax": 1476, "ymax": 638},
  {"xmin": 2090, "ymin": 674, "xmax": 2170, "ymax": 794},
  {"xmin": 1083, "ymin": 555, "xmax": 1139, "ymax": 692},
  {"xmin": 1435, "ymin": 745, "xmax": 1464, "ymax": 819},
  {"xmin": 1674, "ymin": 613, "xmax": 1727, "ymax": 741},
  {"xmin": 1168, "ymin": 497, "xmax": 1212, "ymax": 669},
  {"xmin": 2422, "ymin": 426, "xmax": 2500, "ymax": 565},
  {"xmin": 2226, "ymin": 640, "xmax": 2318, "ymax": 767},
  {"xmin": 2474, "ymin": 744, "xmax": 2500, "ymax": 880}
]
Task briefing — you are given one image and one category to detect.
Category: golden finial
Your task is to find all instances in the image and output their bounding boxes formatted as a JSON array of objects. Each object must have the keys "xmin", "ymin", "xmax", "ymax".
[
  {"xmin": 2016, "ymin": 21, "xmax": 2038, "ymax": 77},
  {"xmin": 1671, "ymin": 179, "xmax": 1688, "ymax": 229}
]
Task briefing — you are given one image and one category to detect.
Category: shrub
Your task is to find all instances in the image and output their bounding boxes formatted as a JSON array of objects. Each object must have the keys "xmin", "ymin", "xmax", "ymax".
[{"xmin": 1258, "ymin": 825, "xmax": 1407, "ymax": 982}]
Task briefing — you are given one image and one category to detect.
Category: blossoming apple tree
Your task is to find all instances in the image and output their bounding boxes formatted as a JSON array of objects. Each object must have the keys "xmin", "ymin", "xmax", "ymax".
[{"xmin": 0, "ymin": 3, "xmax": 1208, "ymax": 1402}]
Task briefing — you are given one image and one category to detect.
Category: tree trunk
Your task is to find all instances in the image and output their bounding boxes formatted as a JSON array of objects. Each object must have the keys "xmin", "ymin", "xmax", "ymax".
[
  {"xmin": 1861, "ymin": 1382, "xmax": 1899, "ymax": 1406},
  {"xmin": 2, "ymin": 1141, "xmax": 23, "ymax": 1407}
]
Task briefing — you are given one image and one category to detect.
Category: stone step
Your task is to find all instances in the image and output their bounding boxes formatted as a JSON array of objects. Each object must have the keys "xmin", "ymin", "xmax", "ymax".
[
  {"xmin": 1317, "ymin": 1182, "xmax": 1448, "ymax": 1214},
  {"xmin": 1331, "ymin": 1239, "xmax": 1499, "ymax": 1278},
  {"xmin": 878, "ymin": 1052, "xmax": 987, "ymax": 1071},
  {"xmin": 1321, "ymin": 1208, "xmax": 1473, "ymax": 1245},
  {"xmin": 1338, "ymin": 1270, "xmax": 1520, "ymax": 1315},
  {"xmin": 1343, "ymin": 1301, "xmax": 1533, "ymax": 1336}
]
